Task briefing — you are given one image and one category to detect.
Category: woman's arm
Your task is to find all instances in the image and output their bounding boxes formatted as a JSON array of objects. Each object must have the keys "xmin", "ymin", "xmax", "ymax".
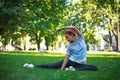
[
  {"xmin": 55, "ymin": 26, "xmax": 83, "ymax": 37},
  {"xmin": 61, "ymin": 54, "xmax": 69, "ymax": 70}
]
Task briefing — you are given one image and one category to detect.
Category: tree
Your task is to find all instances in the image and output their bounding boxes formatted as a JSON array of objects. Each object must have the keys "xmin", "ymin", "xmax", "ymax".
[
  {"xmin": 0, "ymin": 0, "xmax": 27, "ymax": 48},
  {"xmin": 95, "ymin": 0, "xmax": 120, "ymax": 51},
  {"xmin": 26, "ymin": 0, "xmax": 68, "ymax": 50},
  {"xmin": 61, "ymin": 0, "xmax": 99, "ymax": 49},
  {"xmin": 67, "ymin": 0, "xmax": 120, "ymax": 51}
]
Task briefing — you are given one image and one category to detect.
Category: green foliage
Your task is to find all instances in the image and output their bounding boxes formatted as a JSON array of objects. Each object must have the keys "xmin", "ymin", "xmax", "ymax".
[
  {"xmin": 0, "ymin": 0, "xmax": 119, "ymax": 50},
  {"xmin": 0, "ymin": 0, "xmax": 27, "ymax": 47},
  {"xmin": 62, "ymin": 1, "xmax": 99, "ymax": 46},
  {"xmin": 62, "ymin": 0, "xmax": 119, "ymax": 50},
  {"xmin": 25, "ymin": 0, "xmax": 68, "ymax": 49},
  {"xmin": 94, "ymin": 0, "xmax": 120, "ymax": 50}
]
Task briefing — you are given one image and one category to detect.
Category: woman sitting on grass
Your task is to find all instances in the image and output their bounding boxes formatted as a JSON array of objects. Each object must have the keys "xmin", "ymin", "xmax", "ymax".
[{"xmin": 23, "ymin": 26, "xmax": 98, "ymax": 71}]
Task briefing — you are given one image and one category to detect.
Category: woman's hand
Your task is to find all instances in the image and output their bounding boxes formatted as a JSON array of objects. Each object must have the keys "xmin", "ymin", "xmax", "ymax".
[
  {"xmin": 54, "ymin": 28, "xmax": 62, "ymax": 33},
  {"xmin": 60, "ymin": 54, "xmax": 69, "ymax": 70}
]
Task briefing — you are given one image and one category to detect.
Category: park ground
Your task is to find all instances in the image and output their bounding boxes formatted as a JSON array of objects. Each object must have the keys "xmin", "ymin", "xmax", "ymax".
[{"xmin": 0, "ymin": 51, "xmax": 120, "ymax": 80}]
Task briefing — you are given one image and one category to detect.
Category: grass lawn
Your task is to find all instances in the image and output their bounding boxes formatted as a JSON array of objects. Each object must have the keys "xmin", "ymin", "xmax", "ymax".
[{"xmin": 0, "ymin": 51, "xmax": 120, "ymax": 80}]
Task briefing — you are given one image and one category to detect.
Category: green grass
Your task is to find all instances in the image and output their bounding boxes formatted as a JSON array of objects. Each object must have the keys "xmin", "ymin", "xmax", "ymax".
[{"xmin": 0, "ymin": 51, "xmax": 120, "ymax": 80}]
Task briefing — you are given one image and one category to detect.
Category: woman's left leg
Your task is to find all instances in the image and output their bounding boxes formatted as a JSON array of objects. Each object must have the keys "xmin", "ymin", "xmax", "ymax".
[
  {"xmin": 76, "ymin": 64, "xmax": 98, "ymax": 71},
  {"xmin": 35, "ymin": 59, "xmax": 77, "ymax": 69}
]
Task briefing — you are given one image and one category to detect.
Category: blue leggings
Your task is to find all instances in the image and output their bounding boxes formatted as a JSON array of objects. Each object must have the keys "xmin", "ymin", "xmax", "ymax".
[{"xmin": 35, "ymin": 60, "xmax": 98, "ymax": 71}]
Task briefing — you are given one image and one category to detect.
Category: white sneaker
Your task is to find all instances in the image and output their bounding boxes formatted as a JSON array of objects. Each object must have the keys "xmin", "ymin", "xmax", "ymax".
[
  {"xmin": 23, "ymin": 63, "xmax": 29, "ymax": 67},
  {"xmin": 28, "ymin": 64, "xmax": 34, "ymax": 68},
  {"xmin": 65, "ymin": 66, "xmax": 75, "ymax": 71},
  {"xmin": 23, "ymin": 63, "xmax": 34, "ymax": 68}
]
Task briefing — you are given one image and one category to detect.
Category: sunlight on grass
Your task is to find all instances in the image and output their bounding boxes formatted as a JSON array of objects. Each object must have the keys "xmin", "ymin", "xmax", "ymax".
[
  {"xmin": 88, "ymin": 51, "xmax": 120, "ymax": 54},
  {"xmin": 0, "ymin": 51, "xmax": 65, "ymax": 57},
  {"xmin": 0, "ymin": 51, "xmax": 120, "ymax": 58},
  {"xmin": 87, "ymin": 54, "xmax": 120, "ymax": 58},
  {"xmin": 87, "ymin": 51, "xmax": 120, "ymax": 58}
]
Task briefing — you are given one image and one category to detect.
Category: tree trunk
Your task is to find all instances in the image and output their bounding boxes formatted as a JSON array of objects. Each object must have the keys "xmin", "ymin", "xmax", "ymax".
[
  {"xmin": 114, "ymin": 33, "xmax": 118, "ymax": 51},
  {"xmin": 110, "ymin": 19, "xmax": 118, "ymax": 51},
  {"xmin": 111, "ymin": 24, "xmax": 118, "ymax": 51},
  {"xmin": 37, "ymin": 42, "xmax": 40, "ymax": 50},
  {"xmin": 109, "ymin": 30, "xmax": 112, "ymax": 46},
  {"xmin": 23, "ymin": 36, "xmax": 26, "ymax": 50},
  {"xmin": 108, "ymin": 30, "xmax": 112, "ymax": 51},
  {"xmin": 45, "ymin": 36, "xmax": 49, "ymax": 50},
  {"xmin": 35, "ymin": 33, "xmax": 41, "ymax": 50}
]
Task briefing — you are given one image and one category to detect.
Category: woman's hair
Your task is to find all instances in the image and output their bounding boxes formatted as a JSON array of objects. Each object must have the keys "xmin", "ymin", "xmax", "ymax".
[{"xmin": 64, "ymin": 29, "xmax": 76, "ymax": 36}]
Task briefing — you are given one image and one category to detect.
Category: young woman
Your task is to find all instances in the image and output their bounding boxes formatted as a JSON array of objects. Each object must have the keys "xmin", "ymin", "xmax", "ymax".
[{"xmin": 23, "ymin": 26, "xmax": 98, "ymax": 71}]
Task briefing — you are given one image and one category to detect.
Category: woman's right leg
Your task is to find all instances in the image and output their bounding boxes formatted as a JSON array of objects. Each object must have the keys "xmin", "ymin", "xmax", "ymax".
[
  {"xmin": 35, "ymin": 60, "xmax": 64, "ymax": 69},
  {"xmin": 34, "ymin": 60, "xmax": 77, "ymax": 69}
]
